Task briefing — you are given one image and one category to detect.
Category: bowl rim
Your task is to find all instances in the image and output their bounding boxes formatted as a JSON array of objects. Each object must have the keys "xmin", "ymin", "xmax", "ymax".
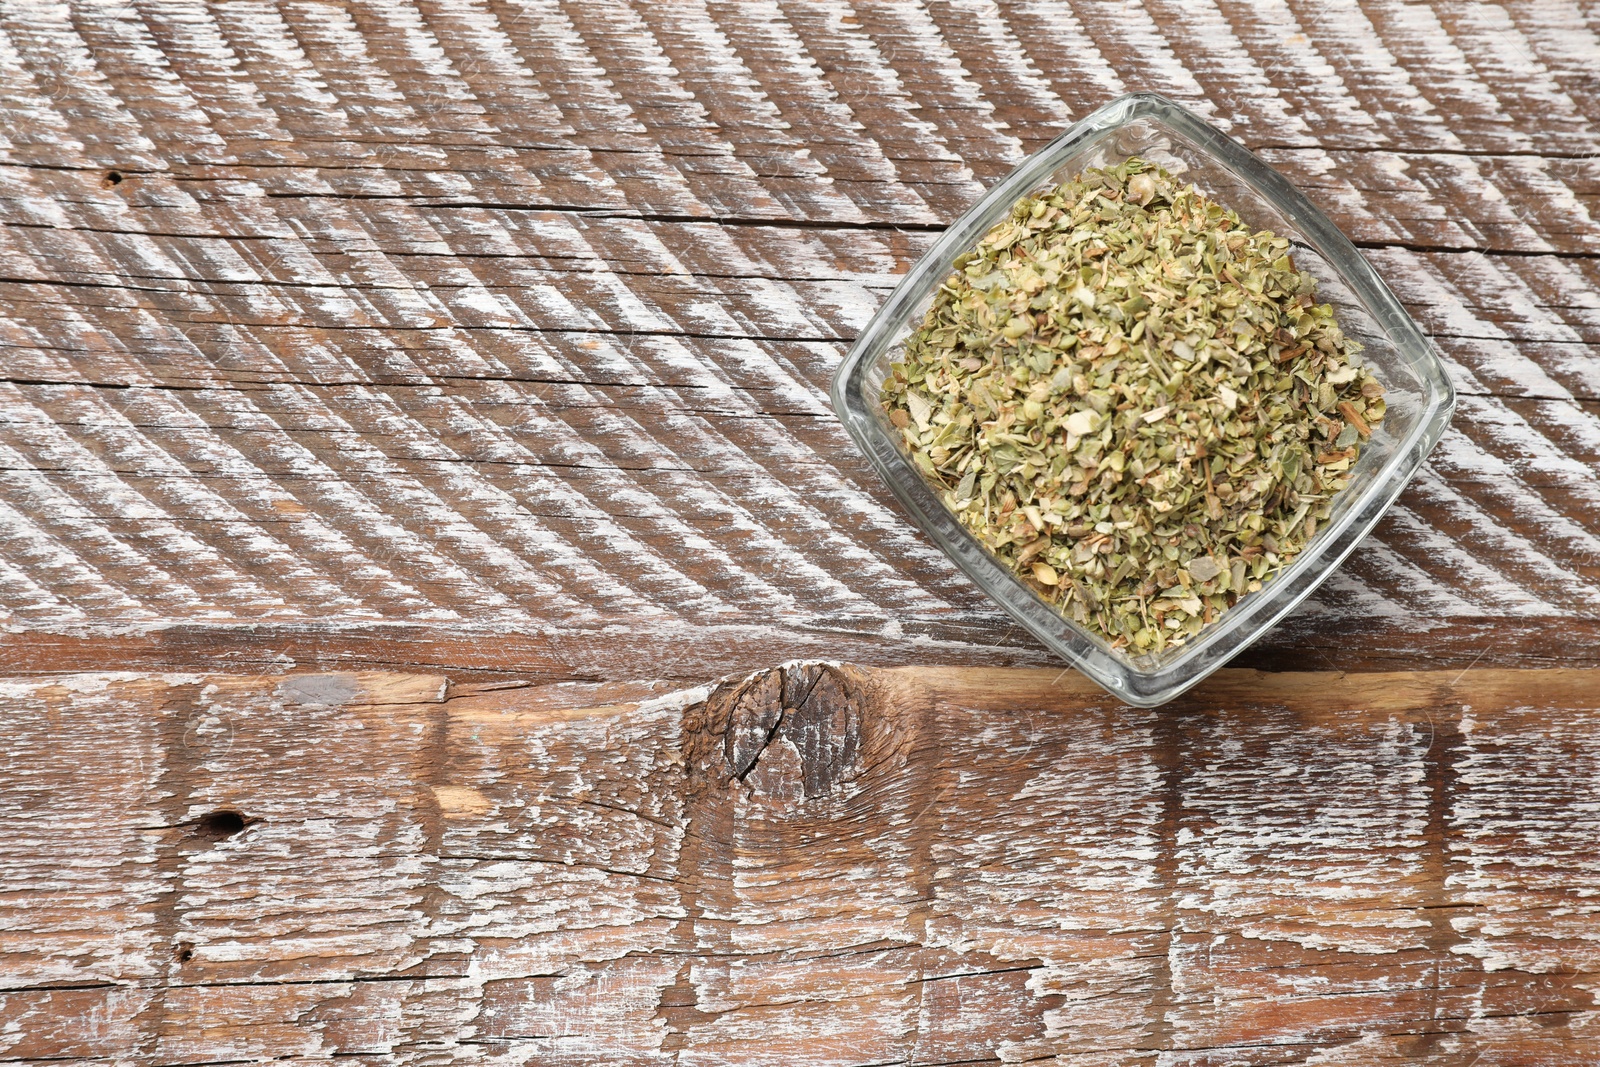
[{"xmin": 829, "ymin": 91, "xmax": 1456, "ymax": 707}]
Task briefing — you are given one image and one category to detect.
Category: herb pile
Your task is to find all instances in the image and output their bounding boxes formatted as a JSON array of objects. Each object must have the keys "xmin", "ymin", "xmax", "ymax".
[{"xmin": 883, "ymin": 158, "xmax": 1385, "ymax": 654}]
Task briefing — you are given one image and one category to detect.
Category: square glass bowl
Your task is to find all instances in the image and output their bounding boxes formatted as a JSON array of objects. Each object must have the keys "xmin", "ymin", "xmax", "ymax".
[{"xmin": 830, "ymin": 92, "xmax": 1455, "ymax": 707}]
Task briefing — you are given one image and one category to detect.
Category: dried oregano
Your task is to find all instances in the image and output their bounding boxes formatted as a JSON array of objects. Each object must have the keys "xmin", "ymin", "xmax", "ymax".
[{"xmin": 882, "ymin": 157, "xmax": 1385, "ymax": 654}]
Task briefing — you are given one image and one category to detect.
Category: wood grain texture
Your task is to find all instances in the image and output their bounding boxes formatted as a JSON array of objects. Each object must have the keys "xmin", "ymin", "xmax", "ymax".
[
  {"xmin": 0, "ymin": 0, "xmax": 1596, "ymax": 677},
  {"xmin": 3, "ymin": 663, "xmax": 1598, "ymax": 1063}
]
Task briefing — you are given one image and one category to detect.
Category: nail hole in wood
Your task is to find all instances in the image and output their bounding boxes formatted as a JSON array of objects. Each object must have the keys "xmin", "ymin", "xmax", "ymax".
[
  {"xmin": 194, "ymin": 809, "xmax": 248, "ymax": 841},
  {"xmin": 174, "ymin": 942, "xmax": 194, "ymax": 962},
  {"xmin": 104, "ymin": 169, "xmax": 124, "ymax": 186}
]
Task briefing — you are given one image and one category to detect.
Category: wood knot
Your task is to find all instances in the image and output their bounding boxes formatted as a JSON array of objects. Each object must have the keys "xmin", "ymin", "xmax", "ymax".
[{"xmin": 695, "ymin": 663, "xmax": 866, "ymax": 800}]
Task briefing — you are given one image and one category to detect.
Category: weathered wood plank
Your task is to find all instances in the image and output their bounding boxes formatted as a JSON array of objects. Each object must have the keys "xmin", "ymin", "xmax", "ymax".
[
  {"xmin": 3, "ymin": 664, "xmax": 1597, "ymax": 1062},
  {"xmin": 0, "ymin": 0, "xmax": 1597, "ymax": 674},
  {"xmin": 0, "ymin": 611, "xmax": 1587, "ymax": 686},
  {"xmin": 0, "ymin": 242, "xmax": 1595, "ymax": 661}
]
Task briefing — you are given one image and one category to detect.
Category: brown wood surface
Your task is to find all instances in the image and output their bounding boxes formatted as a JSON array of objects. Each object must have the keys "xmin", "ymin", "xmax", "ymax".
[
  {"xmin": 4, "ymin": 664, "xmax": 1598, "ymax": 1064},
  {"xmin": 3, "ymin": 0, "xmax": 1600, "ymax": 1062},
  {"xmin": 0, "ymin": 0, "xmax": 1595, "ymax": 678}
]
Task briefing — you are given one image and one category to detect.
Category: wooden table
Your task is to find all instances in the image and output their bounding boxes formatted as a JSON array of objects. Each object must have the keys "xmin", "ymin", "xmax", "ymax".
[{"xmin": 2, "ymin": 1, "xmax": 1596, "ymax": 1062}]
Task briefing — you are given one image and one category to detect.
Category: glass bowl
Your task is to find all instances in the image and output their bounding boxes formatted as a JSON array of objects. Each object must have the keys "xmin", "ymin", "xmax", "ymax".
[{"xmin": 830, "ymin": 92, "xmax": 1455, "ymax": 707}]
